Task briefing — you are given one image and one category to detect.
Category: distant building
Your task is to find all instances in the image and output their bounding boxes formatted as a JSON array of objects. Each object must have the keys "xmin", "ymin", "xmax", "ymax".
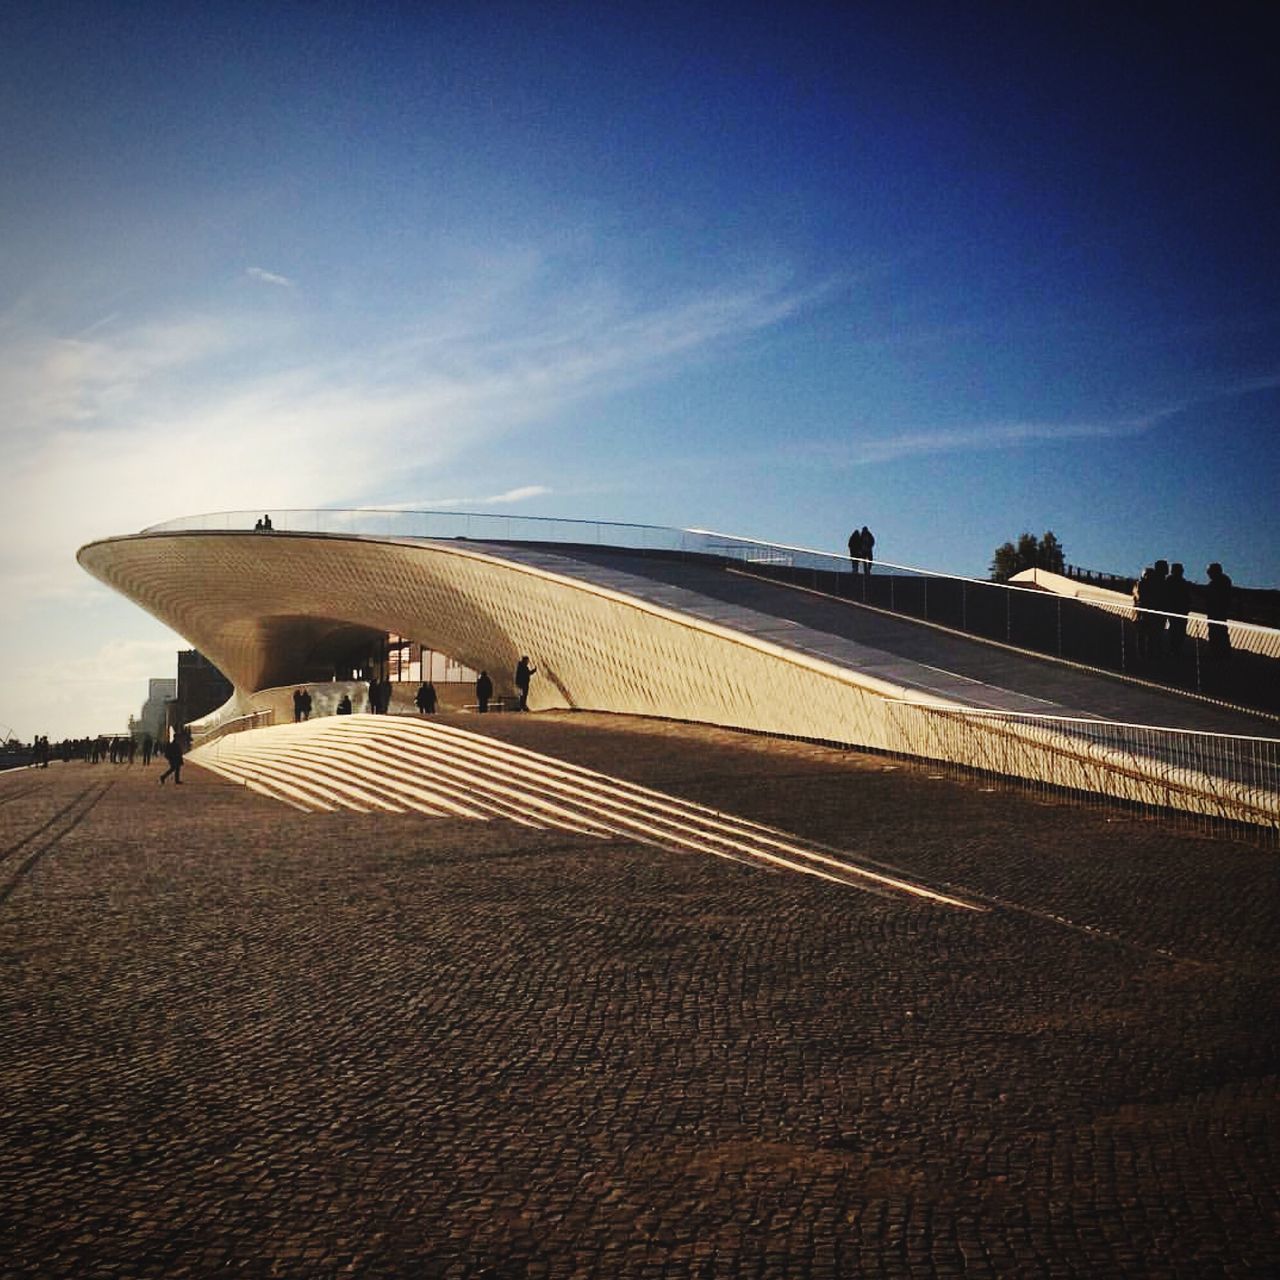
[
  {"xmin": 166, "ymin": 651, "xmax": 233, "ymax": 739},
  {"xmin": 129, "ymin": 677, "xmax": 176, "ymax": 742}
]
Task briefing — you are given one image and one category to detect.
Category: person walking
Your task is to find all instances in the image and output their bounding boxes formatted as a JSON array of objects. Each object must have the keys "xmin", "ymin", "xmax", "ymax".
[
  {"xmin": 1165, "ymin": 563, "xmax": 1191, "ymax": 658},
  {"xmin": 415, "ymin": 681, "xmax": 437, "ymax": 715},
  {"xmin": 514, "ymin": 656, "xmax": 537, "ymax": 711},
  {"xmin": 1205, "ymin": 562, "xmax": 1233, "ymax": 659},
  {"xmin": 475, "ymin": 670, "xmax": 493, "ymax": 713},
  {"xmin": 158, "ymin": 734, "xmax": 184, "ymax": 785},
  {"xmin": 859, "ymin": 526, "xmax": 875, "ymax": 577},
  {"xmin": 1133, "ymin": 566, "xmax": 1160, "ymax": 662}
]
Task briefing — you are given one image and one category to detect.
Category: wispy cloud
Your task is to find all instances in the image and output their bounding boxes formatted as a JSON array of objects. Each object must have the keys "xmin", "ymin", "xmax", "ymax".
[
  {"xmin": 810, "ymin": 373, "xmax": 1280, "ymax": 470},
  {"xmin": 0, "ymin": 264, "xmax": 813, "ymax": 610},
  {"xmin": 379, "ymin": 486, "xmax": 552, "ymax": 510},
  {"xmin": 845, "ymin": 414, "xmax": 1157, "ymax": 466},
  {"xmin": 246, "ymin": 266, "xmax": 294, "ymax": 288}
]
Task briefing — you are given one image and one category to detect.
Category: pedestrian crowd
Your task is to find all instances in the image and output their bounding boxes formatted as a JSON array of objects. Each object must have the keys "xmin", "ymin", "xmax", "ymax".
[{"xmin": 1132, "ymin": 559, "xmax": 1233, "ymax": 662}]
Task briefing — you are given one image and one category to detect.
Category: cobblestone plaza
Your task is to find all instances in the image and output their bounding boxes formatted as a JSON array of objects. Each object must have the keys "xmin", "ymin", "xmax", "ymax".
[{"xmin": 3, "ymin": 712, "xmax": 1278, "ymax": 1277}]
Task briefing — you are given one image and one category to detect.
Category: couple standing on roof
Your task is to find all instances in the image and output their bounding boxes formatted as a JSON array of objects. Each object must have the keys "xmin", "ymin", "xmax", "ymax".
[{"xmin": 847, "ymin": 526, "xmax": 875, "ymax": 577}]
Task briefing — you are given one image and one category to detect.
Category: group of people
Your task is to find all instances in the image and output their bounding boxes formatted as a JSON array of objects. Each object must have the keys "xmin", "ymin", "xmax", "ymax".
[
  {"xmin": 367, "ymin": 676, "xmax": 394, "ymax": 714},
  {"xmin": 293, "ymin": 654, "xmax": 537, "ymax": 721},
  {"xmin": 24, "ymin": 733, "xmax": 163, "ymax": 767},
  {"xmin": 475, "ymin": 656, "xmax": 536, "ymax": 712},
  {"xmin": 253, "ymin": 514, "xmax": 274, "ymax": 531},
  {"xmin": 1132, "ymin": 560, "xmax": 1233, "ymax": 662},
  {"xmin": 847, "ymin": 526, "xmax": 875, "ymax": 576}
]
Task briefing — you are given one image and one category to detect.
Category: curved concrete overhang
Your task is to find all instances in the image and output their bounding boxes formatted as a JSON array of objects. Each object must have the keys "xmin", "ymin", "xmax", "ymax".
[
  {"xmin": 78, "ymin": 529, "xmax": 1279, "ymax": 829},
  {"xmin": 77, "ymin": 529, "xmax": 920, "ymax": 741}
]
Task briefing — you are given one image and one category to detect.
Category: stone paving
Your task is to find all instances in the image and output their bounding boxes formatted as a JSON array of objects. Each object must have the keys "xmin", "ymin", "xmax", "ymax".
[{"xmin": 2, "ymin": 712, "xmax": 1278, "ymax": 1278}]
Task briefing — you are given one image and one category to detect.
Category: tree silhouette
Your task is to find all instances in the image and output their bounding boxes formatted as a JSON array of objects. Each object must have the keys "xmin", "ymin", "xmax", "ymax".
[{"xmin": 990, "ymin": 530, "xmax": 1065, "ymax": 581}]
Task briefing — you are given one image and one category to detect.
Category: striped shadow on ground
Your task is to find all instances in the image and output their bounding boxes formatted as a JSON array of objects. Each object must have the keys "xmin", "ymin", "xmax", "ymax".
[{"xmin": 191, "ymin": 716, "xmax": 981, "ymax": 912}]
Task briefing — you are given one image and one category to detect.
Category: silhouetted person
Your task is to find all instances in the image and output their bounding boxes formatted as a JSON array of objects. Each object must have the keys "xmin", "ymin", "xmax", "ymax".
[
  {"xmin": 254, "ymin": 517, "xmax": 263, "ymax": 531},
  {"xmin": 860, "ymin": 526, "xmax": 875, "ymax": 577},
  {"xmin": 300, "ymin": 689, "xmax": 312, "ymax": 720},
  {"xmin": 262, "ymin": 513, "xmax": 273, "ymax": 531},
  {"xmin": 847, "ymin": 526, "xmax": 861, "ymax": 573},
  {"xmin": 158, "ymin": 735, "xmax": 184, "ymax": 785},
  {"xmin": 514, "ymin": 656, "xmax": 536, "ymax": 711},
  {"xmin": 128, "ymin": 737, "xmax": 138, "ymax": 765},
  {"xmin": 1133, "ymin": 566, "xmax": 1160, "ymax": 662},
  {"xmin": 1205, "ymin": 563, "xmax": 1233, "ymax": 659},
  {"xmin": 293, "ymin": 688, "xmax": 304, "ymax": 722},
  {"xmin": 475, "ymin": 670, "xmax": 493, "ymax": 713},
  {"xmin": 379, "ymin": 677, "xmax": 393, "ymax": 715},
  {"xmin": 1151, "ymin": 559, "xmax": 1170, "ymax": 656},
  {"xmin": 336, "ymin": 694, "xmax": 353, "ymax": 715},
  {"xmin": 1165, "ymin": 563, "xmax": 1191, "ymax": 657},
  {"xmin": 368, "ymin": 676, "xmax": 380, "ymax": 714},
  {"xmin": 141, "ymin": 733, "xmax": 153, "ymax": 766},
  {"xmin": 415, "ymin": 681, "xmax": 437, "ymax": 714}
]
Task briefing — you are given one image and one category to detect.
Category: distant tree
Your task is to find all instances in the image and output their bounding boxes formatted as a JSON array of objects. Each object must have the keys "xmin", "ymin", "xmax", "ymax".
[
  {"xmin": 1038, "ymin": 530, "xmax": 1065, "ymax": 574},
  {"xmin": 990, "ymin": 530, "xmax": 1066, "ymax": 581}
]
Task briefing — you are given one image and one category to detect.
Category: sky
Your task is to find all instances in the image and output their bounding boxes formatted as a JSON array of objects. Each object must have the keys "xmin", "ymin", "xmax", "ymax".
[{"xmin": 2, "ymin": 0, "xmax": 1278, "ymax": 741}]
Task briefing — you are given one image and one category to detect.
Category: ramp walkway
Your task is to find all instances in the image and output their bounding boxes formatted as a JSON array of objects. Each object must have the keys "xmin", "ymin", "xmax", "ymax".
[{"xmin": 487, "ymin": 543, "xmax": 1278, "ymax": 739}]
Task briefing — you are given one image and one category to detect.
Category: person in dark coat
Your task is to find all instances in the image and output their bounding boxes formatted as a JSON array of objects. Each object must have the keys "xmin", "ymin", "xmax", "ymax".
[
  {"xmin": 475, "ymin": 671, "xmax": 493, "ymax": 713},
  {"xmin": 293, "ymin": 688, "xmax": 304, "ymax": 722},
  {"xmin": 368, "ymin": 676, "xmax": 380, "ymax": 713},
  {"xmin": 514, "ymin": 656, "xmax": 537, "ymax": 711},
  {"xmin": 415, "ymin": 681, "xmax": 437, "ymax": 715},
  {"xmin": 1165, "ymin": 563, "xmax": 1191, "ymax": 657},
  {"xmin": 158, "ymin": 734, "xmax": 184, "ymax": 785},
  {"xmin": 847, "ymin": 527, "xmax": 861, "ymax": 573},
  {"xmin": 1205, "ymin": 563, "xmax": 1233, "ymax": 659},
  {"xmin": 141, "ymin": 733, "xmax": 153, "ymax": 766},
  {"xmin": 1133, "ymin": 566, "xmax": 1160, "ymax": 662},
  {"xmin": 859, "ymin": 526, "xmax": 875, "ymax": 576},
  {"xmin": 300, "ymin": 689, "xmax": 312, "ymax": 721},
  {"xmin": 336, "ymin": 694, "xmax": 353, "ymax": 715}
]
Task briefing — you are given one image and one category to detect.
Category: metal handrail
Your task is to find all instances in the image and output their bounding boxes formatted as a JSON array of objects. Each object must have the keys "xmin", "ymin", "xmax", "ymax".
[{"xmin": 137, "ymin": 507, "xmax": 1277, "ymax": 642}]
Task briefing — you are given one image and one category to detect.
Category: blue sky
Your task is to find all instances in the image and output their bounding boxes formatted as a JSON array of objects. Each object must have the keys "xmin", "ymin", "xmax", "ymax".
[{"xmin": 2, "ymin": 1, "xmax": 1277, "ymax": 740}]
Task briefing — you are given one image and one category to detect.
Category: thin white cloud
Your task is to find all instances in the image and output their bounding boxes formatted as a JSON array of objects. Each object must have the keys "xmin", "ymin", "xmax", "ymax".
[
  {"xmin": 0, "ymin": 267, "xmax": 813, "ymax": 614},
  {"xmin": 1226, "ymin": 370, "xmax": 1280, "ymax": 396},
  {"xmin": 246, "ymin": 266, "xmax": 294, "ymax": 288},
  {"xmin": 845, "ymin": 414, "xmax": 1157, "ymax": 466},
  {"xmin": 378, "ymin": 486, "xmax": 552, "ymax": 510}
]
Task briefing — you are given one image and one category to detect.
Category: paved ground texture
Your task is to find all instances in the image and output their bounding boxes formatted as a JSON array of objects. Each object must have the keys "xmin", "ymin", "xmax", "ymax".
[{"xmin": 2, "ymin": 711, "xmax": 1278, "ymax": 1278}]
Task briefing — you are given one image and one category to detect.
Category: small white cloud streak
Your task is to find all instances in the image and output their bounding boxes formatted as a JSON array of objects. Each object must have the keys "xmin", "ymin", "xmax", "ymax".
[
  {"xmin": 246, "ymin": 266, "xmax": 293, "ymax": 288},
  {"xmin": 378, "ymin": 486, "xmax": 552, "ymax": 510},
  {"xmin": 845, "ymin": 414, "xmax": 1158, "ymax": 466}
]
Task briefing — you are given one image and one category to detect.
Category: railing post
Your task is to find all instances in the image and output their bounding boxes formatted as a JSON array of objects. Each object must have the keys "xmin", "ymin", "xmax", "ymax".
[
  {"xmin": 1006, "ymin": 589, "xmax": 1011, "ymax": 642},
  {"xmin": 1057, "ymin": 598, "xmax": 1062, "ymax": 657}
]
